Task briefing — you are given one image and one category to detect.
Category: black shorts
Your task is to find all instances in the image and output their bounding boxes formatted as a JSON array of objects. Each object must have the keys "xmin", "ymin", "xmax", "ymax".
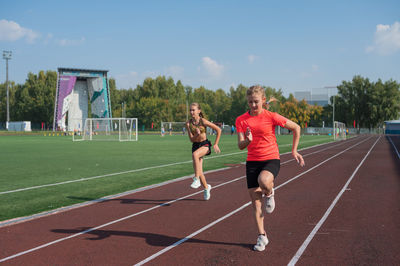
[
  {"xmin": 246, "ymin": 159, "xmax": 280, "ymax": 189},
  {"xmin": 192, "ymin": 139, "xmax": 212, "ymax": 156}
]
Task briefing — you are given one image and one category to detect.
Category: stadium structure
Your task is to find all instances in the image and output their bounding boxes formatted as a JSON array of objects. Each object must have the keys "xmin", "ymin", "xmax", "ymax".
[
  {"xmin": 53, "ymin": 68, "xmax": 112, "ymax": 132},
  {"xmin": 294, "ymin": 87, "xmax": 337, "ymax": 106},
  {"xmin": 384, "ymin": 120, "xmax": 400, "ymax": 135}
]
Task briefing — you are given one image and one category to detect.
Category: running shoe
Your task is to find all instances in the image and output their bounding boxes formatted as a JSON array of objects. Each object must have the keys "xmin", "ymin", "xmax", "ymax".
[
  {"xmin": 190, "ymin": 177, "xmax": 201, "ymax": 189},
  {"xmin": 265, "ymin": 188, "xmax": 275, "ymax": 213},
  {"xmin": 253, "ymin": 234, "xmax": 269, "ymax": 251},
  {"xmin": 204, "ymin": 184, "xmax": 212, "ymax": 200}
]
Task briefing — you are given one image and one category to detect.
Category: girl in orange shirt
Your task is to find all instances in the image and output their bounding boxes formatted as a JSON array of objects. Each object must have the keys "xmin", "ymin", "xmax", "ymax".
[{"xmin": 235, "ymin": 85, "xmax": 305, "ymax": 251}]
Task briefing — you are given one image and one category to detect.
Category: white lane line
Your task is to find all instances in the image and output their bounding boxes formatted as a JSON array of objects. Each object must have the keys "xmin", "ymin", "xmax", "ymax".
[
  {"xmin": 287, "ymin": 136, "xmax": 380, "ymax": 266},
  {"xmin": 0, "ymin": 137, "xmax": 354, "ymax": 227},
  {"xmin": 0, "ymin": 138, "xmax": 333, "ymax": 195},
  {"xmin": 0, "ymin": 138, "xmax": 349, "ymax": 228},
  {"xmin": 134, "ymin": 202, "xmax": 252, "ymax": 266},
  {"xmin": 0, "ymin": 137, "xmax": 365, "ymax": 263},
  {"xmin": 0, "ymin": 151, "xmax": 244, "ymax": 195},
  {"xmin": 276, "ymin": 137, "xmax": 370, "ymax": 189},
  {"xmin": 133, "ymin": 137, "xmax": 371, "ymax": 266},
  {"xmin": 387, "ymin": 136, "xmax": 400, "ymax": 159},
  {"xmin": 0, "ymin": 176, "xmax": 243, "ymax": 263},
  {"xmin": 280, "ymin": 138, "xmax": 356, "ymax": 166},
  {"xmin": 0, "ymin": 167, "xmax": 231, "ymax": 228}
]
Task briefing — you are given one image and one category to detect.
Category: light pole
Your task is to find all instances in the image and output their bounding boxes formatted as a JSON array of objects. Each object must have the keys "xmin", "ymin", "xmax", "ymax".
[
  {"xmin": 186, "ymin": 99, "xmax": 188, "ymax": 121},
  {"xmin": 3, "ymin": 50, "xmax": 12, "ymax": 124},
  {"xmin": 324, "ymin": 86, "xmax": 337, "ymax": 137}
]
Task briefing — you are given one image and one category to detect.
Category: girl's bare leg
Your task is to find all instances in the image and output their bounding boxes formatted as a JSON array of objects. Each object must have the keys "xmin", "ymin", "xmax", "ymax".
[
  {"xmin": 192, "ymin": 147, "xmax": 209, "ymax": 188},
  {"xmin": 248, "ymin": 187, "xmax": 265, "ymax": 235}
]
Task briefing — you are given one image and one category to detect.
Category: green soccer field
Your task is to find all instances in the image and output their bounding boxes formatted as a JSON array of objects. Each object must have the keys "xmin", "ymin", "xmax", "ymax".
[{"xmin": 0, "ymin": 134, "xmax": 334, "ymax": 221}]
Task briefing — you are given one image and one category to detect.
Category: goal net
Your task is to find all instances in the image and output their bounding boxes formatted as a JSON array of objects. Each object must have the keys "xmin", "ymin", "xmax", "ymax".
[
  {"xmin": 161, "ymin": 122, "xmax": 187, "ymax": 136},
  {"xmin": 73, "ymin": 118, "xmax": 138, "ymax": 141},
  {"xmin": 333, "ymin": 121, "xmax": 346, "ymax": 141}
]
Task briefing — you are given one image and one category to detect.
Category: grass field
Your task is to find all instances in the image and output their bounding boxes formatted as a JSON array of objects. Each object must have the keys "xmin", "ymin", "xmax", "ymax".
[{"xmin": 0, "ymin": 133, "xmax": 334, "ymax": 222}]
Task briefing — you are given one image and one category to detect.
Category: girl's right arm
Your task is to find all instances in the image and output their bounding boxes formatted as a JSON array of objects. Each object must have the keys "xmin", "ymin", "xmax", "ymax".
[
  {"xmin": 237, "ymin": 128, "xmax": 252, "ymax": 150},
  {"xmin": 186, "ymin": 121, "xmax": 194, "ymax": 142}
]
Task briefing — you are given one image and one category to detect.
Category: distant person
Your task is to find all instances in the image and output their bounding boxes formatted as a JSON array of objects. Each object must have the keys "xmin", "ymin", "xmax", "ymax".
[
  {"xmin": 186, "ymin": 102, "xmax": 221, "ymax": 200},
  {"xmin": 235, "ymin": 85, "xmax": 304, "ymax": 252},
  {"xmin": 161, "ymin": 126, "xmax": 165, "ymax": 137},
  {"xmin": 231, "ymin": 125, "xmax": 235, "ymax": 135}
]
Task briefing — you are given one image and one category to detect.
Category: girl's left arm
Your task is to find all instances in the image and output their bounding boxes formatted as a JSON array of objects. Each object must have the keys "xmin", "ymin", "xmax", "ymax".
[
  {"xmin": 284, "ymin": 120, "xmax": 305, "ymax": 167},
  {"xmin": 203, "ymin": 119, "xmax": 222, "ymax": 153}
]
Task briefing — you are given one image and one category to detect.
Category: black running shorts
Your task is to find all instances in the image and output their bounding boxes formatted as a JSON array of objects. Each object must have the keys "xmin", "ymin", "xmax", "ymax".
[
  {"xmin": 245, "ymin": 159, "xmax": 280, "ymax": 189},
  {"xmin": 192, "ymin": 139, "xmax": 212, "ymax": 156}
]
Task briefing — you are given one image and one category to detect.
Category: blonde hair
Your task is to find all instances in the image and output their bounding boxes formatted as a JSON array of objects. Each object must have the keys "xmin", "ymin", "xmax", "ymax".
[
  {"xmin": 190, "ymin": 102, "xmax": 204, "ymax": 118},
  {"xmin": 247, "ymin": 85, "xmax": 265, "ymax": 98}
]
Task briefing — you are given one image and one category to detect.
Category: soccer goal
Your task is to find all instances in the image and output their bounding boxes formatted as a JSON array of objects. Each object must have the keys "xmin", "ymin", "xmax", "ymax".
[
  {"xmin": 333, "ymin": 121, "xmax": 346, "ymax": 141},
  {"xmin": 73, "ymin": 118, "xmax": 138, "ymax": 141},
  {"xmin": 161, "ymin": 122, "xmax": 187, "ymax": 136}
]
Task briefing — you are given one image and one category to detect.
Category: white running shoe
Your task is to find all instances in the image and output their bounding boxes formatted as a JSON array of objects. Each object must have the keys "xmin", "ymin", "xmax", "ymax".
[
  {"xmin": 204, "ymin": 184, "xmax": 211, "ymax": 200},
  {"xmin": 190, "ymin": 177, "xmax": 201, "ymax": 189},
  {"xmin": 265, "ymin": 188, "xmax": 275, "ymax": 213},
  {"xmin": 253, "ymin": 234, "xmax": 269, "ymax": 251}
]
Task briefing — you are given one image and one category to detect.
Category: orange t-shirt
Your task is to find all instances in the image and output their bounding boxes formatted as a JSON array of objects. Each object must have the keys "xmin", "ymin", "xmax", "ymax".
[{"xmin": 235, "ymin": 109, "xmax": 288, "ymax": 161}]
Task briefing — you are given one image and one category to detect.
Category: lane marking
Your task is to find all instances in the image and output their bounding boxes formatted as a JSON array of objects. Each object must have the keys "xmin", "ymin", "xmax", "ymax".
[
  {"xmin": 0, "ymin": 137, "xmax": 355, "ymax": 227},
  {"xmin": 0, "ymin": 136, "xmax": 367, "ymax": 263},
  {"xmin": 287, "ymin": 136, "xmax": 380, "ymax": 266},
  {"xmin": 387, "ymin": 136, "xmax": 400, "ymax": 159},
  {"xmin": 134, "ymin": 202, "xmax": 252, "ymax": 266},
  {"xmin": 133, "ymin": 136, "xmax": 372, "ymax": 265},
  {"xmin": 0, "ymin": 176, "xmax": 243, "ymax": 263},
  {"xmin": 0, "ymin": 138, "xmax": 334, "ymax": 195}
]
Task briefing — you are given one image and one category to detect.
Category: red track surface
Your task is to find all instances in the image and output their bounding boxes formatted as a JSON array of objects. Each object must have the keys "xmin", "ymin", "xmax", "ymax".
[{"xmin": 1, "ymin": 135, "xmax": 399, "ymax": 265}]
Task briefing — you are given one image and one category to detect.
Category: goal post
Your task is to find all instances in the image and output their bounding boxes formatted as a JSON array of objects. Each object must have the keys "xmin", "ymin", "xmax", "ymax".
[
  {"xmin": 333, "ymin": 121, "xmax": 346, "ymax": 141},
  {"xmin": 73, "ymin": 118, "xmax": 138, "ymax": 141},
  {"xmin": 161, "ymin": 122, "xmax": 187, "ymax": 136}
]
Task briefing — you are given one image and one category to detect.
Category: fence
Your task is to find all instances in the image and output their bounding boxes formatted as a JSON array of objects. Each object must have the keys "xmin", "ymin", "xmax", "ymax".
[{"xmin": 0, "ymin": 121, "xmax": 386, "ymax": 135}]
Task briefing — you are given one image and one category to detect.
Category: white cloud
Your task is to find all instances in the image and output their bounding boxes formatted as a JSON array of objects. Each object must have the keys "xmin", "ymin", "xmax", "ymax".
[
  {"xmin": 0, "ymin": 19, "xmax": 39, "ymax": 43},
  {"xmin": 164, "ymin": 65, "xmax": 184, "ymax": 79},
  {"xmin": 247, "ymin": 54, "xmax": 258, "ymax": 63},
  {"xmin": 116, "ymin": 70, "xmax": 167, "ymax": 89},
  {"xmin": 142, "ymin": 71, "xmax": 158, "ymax": 79},
  {"xmin": 201, "ymin": 57, "xmax": 224, "ymax": 78},
  {"xmin": 300, "ymin": 64, "xmax": 319, "ymax": 78},
  {"xmin": 366, "ymin": 21, "xmax": 400, "ymax": 55},
  {"xmin": 129, "ymin": 71, "xmax": 138, "ymax": 77},
  {"xmin": 43, "ymin": 33, "xmax": 53, "ymax": 45},
  {"xmin": 56, "ymin": 37, "xmax": 85, "ymax": 46},
  {"xmin": 300, "ymin": 72, "xmax": 312, "ymax": 78},
  {"xmin": 115, "ymin": 71, "xmax": 140, "ymax": 89}
]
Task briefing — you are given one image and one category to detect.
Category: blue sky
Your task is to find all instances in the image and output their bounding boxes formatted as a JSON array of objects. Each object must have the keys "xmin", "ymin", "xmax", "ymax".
[{"xmin": 1, "ymin": 0, "xmax": 399, "ymax": 96}]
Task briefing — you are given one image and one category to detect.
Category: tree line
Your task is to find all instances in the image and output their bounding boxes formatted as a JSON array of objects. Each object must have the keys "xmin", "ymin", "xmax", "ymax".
[{"xmin": 0, "ymin": 71, "xmax": 399, "ymax": 130}]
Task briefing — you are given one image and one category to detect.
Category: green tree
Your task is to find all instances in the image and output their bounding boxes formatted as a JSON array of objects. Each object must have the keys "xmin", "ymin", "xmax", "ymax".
[
  {"xmin": 16, "ymin": 71, "xmax": 57, "ymax": 126},
  {"xmin": 0, "ymin": 81, "xmax": 18, "ymax": 122},
  {"xmin": 229, "ymin": 84, "xmax": 248, "ymax": 124},
  {"xmin": 336, "ymin": 76, "xmax": 400, "ymax": 128},
  {"xmin": 213, "ymin": 88, "xmax": 231, "ymax": 123}
]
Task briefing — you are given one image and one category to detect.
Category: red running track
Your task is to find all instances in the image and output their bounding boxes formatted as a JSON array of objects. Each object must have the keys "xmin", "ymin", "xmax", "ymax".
[{"xmin": 0, "ymin": 135, "xmax": 399, "ymax": 265}]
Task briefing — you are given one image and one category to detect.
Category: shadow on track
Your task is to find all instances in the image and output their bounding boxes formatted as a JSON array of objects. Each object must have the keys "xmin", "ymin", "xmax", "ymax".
[
  {"xmin": 67, "ymin": 196, "xmax": 202, "ymax": 206},
  {"xmin": 51, "ymin": 227, "xmax": 252, "ymax": 250}
]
